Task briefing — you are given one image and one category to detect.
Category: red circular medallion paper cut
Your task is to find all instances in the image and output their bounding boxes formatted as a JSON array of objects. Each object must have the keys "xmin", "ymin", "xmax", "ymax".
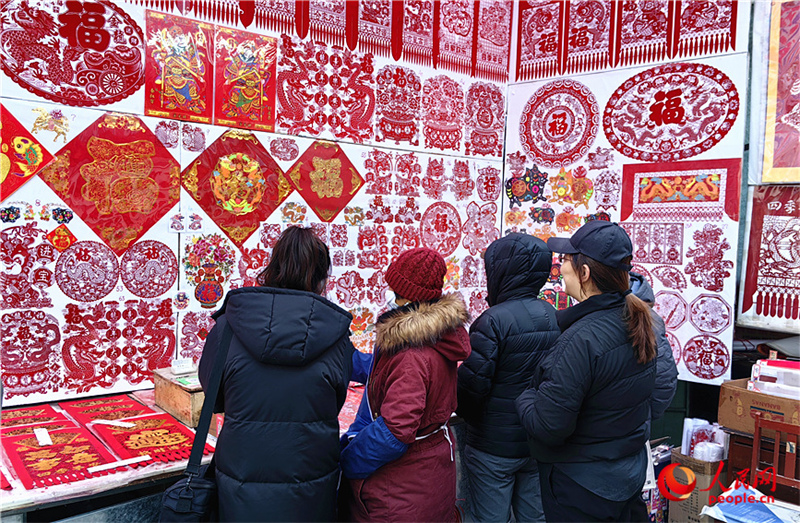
[
  {"xmin": 0, "ymin": 0, "xmax": 145, "ymax": 107},
  {"xmin": 519, "ymin": 80, "xmax": 599, "ymax": 168},
  {"xmin": 120, "ymin": 240, "xmax": 178, "ymax": 298},
  {"xmin": 420, "ymin": 202, "xmax": 462, "ymax": 256},
  {"xmin": 683, "ymin": 335, "xmax": 729, "ymax": 380},
  {"xmin": 665, "ymin": 331, "xmax": 681, "ymax": 364},
  {"xmin": 689, "ymin": 294, "xmax": 732, "ymax": 335},
  {"xmin": 55, "ymin": 241, "xmax": 119, "ymax": 302},
  {"xmin": 603, "ymin": 63, "xmax": 739, "ymax": 161}
]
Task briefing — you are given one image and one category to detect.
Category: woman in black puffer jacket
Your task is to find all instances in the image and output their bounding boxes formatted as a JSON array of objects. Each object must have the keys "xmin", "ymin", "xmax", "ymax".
[
  {"xmin": 199, "ymin": 227, "xmax": 354, "ymax": 522},
  {"xmin": 516, "ymin": 221, "xmax": 656, "ymax": 522},
  {"xmin": 456, "ymin": 233, "xmax": 560, "ymax": 522}
]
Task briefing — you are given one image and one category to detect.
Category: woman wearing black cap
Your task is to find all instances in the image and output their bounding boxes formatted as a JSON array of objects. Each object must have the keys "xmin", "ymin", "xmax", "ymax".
[{"xmin": 516, "ymin": 221, "xmax": 656, "ymax": 522}]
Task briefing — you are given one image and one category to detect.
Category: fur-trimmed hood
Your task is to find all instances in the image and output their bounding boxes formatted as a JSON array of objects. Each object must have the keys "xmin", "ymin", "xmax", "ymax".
[{"xmin": 376, "ymin": 293, "xmax": 470, "ymax": 358}]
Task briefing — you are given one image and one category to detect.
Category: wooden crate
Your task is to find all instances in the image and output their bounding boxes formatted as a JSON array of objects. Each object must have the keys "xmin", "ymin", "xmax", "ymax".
[{"xmin": 153, "ymin": 367, "xmax": 205, "ymax": 428}]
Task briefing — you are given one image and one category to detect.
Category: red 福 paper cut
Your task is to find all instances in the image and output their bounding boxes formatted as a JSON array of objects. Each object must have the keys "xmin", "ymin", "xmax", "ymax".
[
  {"xmin": 375, "ymin": 65, "xmax": 421, "ymax": 146},
  {"xmin": 285, "ymin": 141, "xmax": 365, "ymax": 223},
  {"xmin": 422, "ymin": 76, "xmax": 465, "ymax": 152},
  {"xmin": 0, "ymin": 0, "xmax": 145, "ymax": 107},
  {"xmin": 38, "ymin": 113, "xmax": 180, "ymax": 255},
  {"xmin": 564, "ymin": 0, "xmax": 611, "ymax": 74},
  {"xmin": 604, "ymin": 63, "xmax": 739, "ymax": 162},
  {"xmin": 1, "ymin": 428, "xmax": 119, "ymax": 489},
  {"xmin": 465, "ymin": 82, "xmax": 505, "ymax": 157},
  {"xmin": 214, "ymin": 27, "xmax": 277, "ymax": 132},
  {"xmin": 120, "ymin": 240, "xmax": 178, "ymax": 299},
  {"xmin": 55, "ymin": 241, "xmax": 119, "ymax": 302},
  {"xmin": 1, "ymin": 105, "xmax": 52, "ymax": 201},
  {"xmin": 741, "ymin": 185, "xmax": 800, "ymax": 321},
  {"xmin": 182, "ymin": 129, "xmax": 291, "ymax": 248},
  {"xmin": 145, "ymin": 11, "xmax": 214, "ymax": 123},
  {"xmin": 91, "ymin": 413, "xmax": 213, "ymax": 465}
]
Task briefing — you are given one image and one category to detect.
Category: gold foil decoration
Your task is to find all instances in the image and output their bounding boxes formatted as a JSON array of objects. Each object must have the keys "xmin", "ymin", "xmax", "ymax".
[
  {"xmin": 100, "ymin": 226, "xmax": 139, "ymax": 251},
  {"xmin": 220, "ymin": 129, "xmax": 259, "ymax": 144},
  {"xmin": 210, "ymin": 153, "xmax": 265, "ymax": 215},
  {"xmin": 277, "ymin": 173, "xmax": 293, "ymax": 202},
  {"xmin": 98, "ymin": 114, "xmax": 147, "ymax": 133},
  {"xmin": 124, "ymin": 429, "xmax": 189, "ymax": 450},
  {"xmin": 221, "ymin": 224, "xmax": 258, "ymax": 244},
  {"xmin": 350, "ymin": 167, "xmax": 362, "ymax": 195},
  {"xmin": 310, "ymin": 157, "xmax": 343, "ymax": 198},
  {"xmin": 184, "ymin": 159, "xmax": 201, "ymax": 198},
  {"xmin": 39, "ymin": 152, "xmax": 71, "ymax": 196},
  {"xmin": 316, "ymin": 207, "xmax": 337, "ymax": 222}
]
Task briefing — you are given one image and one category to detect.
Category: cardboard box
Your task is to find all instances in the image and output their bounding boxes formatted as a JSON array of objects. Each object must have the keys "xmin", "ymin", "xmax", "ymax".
[
  {"xmin": 153, "ymin": 367, "xmax": 219, "ymax": 436},
  {"xmin": 718, "ymin": 378, "xmax": 800, "ymax": 435},
  {"xmin": 668, "ymin": 448, "xmax": 725, "ymax": 523}
]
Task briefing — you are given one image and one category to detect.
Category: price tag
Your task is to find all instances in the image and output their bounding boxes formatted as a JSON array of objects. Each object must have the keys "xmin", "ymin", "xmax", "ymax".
[
  {"xmin": 92, "ymin": 419, "xmax": 136, "ymax": 428},
  {"xmin": 33, "ymin": 427, "xmax": 53, "ymax": 446}
]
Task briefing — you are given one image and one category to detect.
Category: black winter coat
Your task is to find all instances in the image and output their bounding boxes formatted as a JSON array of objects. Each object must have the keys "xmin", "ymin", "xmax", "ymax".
[
  {"xmin": 457, "ymin": 233, "xmax": 560, "ymax": 458},
  {"xmin": 199, "ymin": 287, "xmax": 354, "ymax": 522},
  {"xmin": 516, "ymin": 292, "xmax": 656, "ymax": 465}
]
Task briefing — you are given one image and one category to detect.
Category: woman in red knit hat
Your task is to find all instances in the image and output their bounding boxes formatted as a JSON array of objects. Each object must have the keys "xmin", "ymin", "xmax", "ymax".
[{"xmin": 339, "ymin": 247, "xmax": 472, "ymax": 522}]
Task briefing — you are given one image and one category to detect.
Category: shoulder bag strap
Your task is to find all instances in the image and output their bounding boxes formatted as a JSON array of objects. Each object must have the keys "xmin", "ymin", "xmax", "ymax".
[{"xmin": 184, "ymin": 322, "xmax": 233, "ymax": 478}]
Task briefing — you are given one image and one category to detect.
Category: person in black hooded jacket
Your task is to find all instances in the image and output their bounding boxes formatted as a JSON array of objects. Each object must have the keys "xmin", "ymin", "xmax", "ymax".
[
  {"xmin": 199, "ymin": 226, "xmax": 354, "ymax": 522},
  {"xmin": 457, "ymin": 233, "xmax": 560, "ymax": 522}
]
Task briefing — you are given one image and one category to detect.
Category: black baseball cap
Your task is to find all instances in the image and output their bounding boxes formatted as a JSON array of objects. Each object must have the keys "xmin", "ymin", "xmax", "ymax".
[{"xmin": 547, "ymin": 221, "xmax": 633, "ymax": 271}]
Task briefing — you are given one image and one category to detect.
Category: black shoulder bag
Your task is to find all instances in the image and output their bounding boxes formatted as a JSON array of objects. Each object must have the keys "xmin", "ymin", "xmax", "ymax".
[{"xmin": 159, "ymin": 323, "xmax": 232, "ymax": 522}]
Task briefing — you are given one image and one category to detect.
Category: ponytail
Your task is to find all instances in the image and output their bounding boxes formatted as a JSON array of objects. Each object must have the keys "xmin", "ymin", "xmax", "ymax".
[
  {"xmin": 624, "ymin": 293, "xmax": 656, "ymax": 364},
  {"xmin": 570, "ymin": 254, "xmax": 656, "ymax": 364}
]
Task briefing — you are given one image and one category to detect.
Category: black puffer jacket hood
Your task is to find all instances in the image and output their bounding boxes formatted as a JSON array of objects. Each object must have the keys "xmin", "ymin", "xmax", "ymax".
[
  {"xmin": 457, "ymin": 234, "xmax": 560, "ymax": 458},
  {"xmin": 485, "ymin": 233, "xmax": 552, "ymax": 306},
  {"xmin": 217, "ymin": 286, "xmax": 352, "ymax": 366},
  {"xmin": 200, "ymin": 286, "xmax": 354, "ymax": 521}
]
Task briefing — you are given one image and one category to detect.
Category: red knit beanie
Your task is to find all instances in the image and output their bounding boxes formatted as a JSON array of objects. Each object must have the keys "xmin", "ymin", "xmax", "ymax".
[{"xmin": 385, "ymin": 248, "xmax": 446, "ymax": 302}]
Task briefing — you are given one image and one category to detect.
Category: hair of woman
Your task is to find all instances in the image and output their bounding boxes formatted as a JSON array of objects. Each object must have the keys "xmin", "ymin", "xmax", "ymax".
[
  {"xmin": 569, "ymin": 253, "xmax": 656, "ymax": 364},
  {"xmin": 256, "ymin": 226, "xmax": 331, "ymax": 294}
]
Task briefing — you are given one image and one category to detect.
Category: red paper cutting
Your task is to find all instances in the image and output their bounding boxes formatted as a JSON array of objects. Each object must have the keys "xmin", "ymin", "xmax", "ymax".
[
  {"xmin": 665, "ymin": 331, "xmax": 681, "ymax": 364},
  {"xmin": 309, "ymin": 0, "xmax": 347, "ymax": 47},
  {"xmin": 92, "ymin": 413, "xmax": 213, "ymax": 465},
  {"xmin": 683, "ymin": 334, "xmax": 729, "ymax": 380},
  {"xmin": 145, "ymin": 11, "xmax": 214, "ymax": 123},
  {"xmin": 420, "ymin": 202, "xmax": 462, "ymax": 257},
  {"xmin": 285, "ymin": 141, "xmax": 365, "ymax": 223},
  {"xmin": 516, "ymin": 0, "xmax": 564, "ymax": 81},
  {"xmin": 565, "ymin": 0, "xmax": 611, "ymax": 74},
  {"xmin": 179, "ymin": 311, "xmax": 215, "ymax": 363},
  {"xmin": 375, "ymin": 65, "xmax": 422, "ymax": 146},
  {"xmin": 403, "ymin": 0, "xmax": 436, "ymax": 66},
  {"xmin": 620, "ymin": 222, "xmax": 683, "ymax": 265},
  {"xmin": 1, "ymin": 105, "xmax": 53, "ymax": 201},
  {"xmin": 438, "ymin": 0, "xmax": 474, "ymax": 75},
  {"xmin": 254, "ymin": 0, "xmax": 295, "ymax": 33},
  {"xmin": 519, "ymin": 79, "xmax": 599, "ymax": 168},
  {"xmin": 1, "ymin": 311, "xmax": 61, "ymax": 400},
  {"xmin": 270, "ymin": 138, "xmax": 300, "ymax": 162},
  {"xmin": 422, "ymin": 76, "xmax": 465, "ymax": 152},
  {"xmin": 183, "ymin": 131, "xmax": 290, "ymax": 247},
  {"xmin": 120, "ymin": 240, "xmax": 178, "ymax": 299},
  {"xmin": 2, "ymin": 404, "xmax": 59, "ymax": 424},
  {"xmin": 475, "ymin": 0, "xmax": 512, "ymax": 82},
  {"xmin": 38, "ymin": 113, "xmax": 180, "ymax": 255},
  {"xmin": 62, "ymin": 299, "xmax": 175, "ymax": 393},
  {"xmin": 1, "ymin": 420, "xmax": 78, "ymax": 436},
  {"xmin": 1, "ymin": 223, "xmax": 56, "ymax": 309},
  {"xmin": 1, "ymin": 428, "xmax": 119, "ymax": 490},
  {"xmin": 55, "ymin": 241, "xmax": 119, "ymax": 302},
  {"xmin": 766, "ymin": 0, "xmax": 800, "ymax": 173},
  {"xmin": 59, "ymin": 394, "xmax": 141, "ymax": 413},
  {"xmin": 604, "ymin": 63, "xmax": 739, "ymax": 162},
  {"xmin": 653, "ymin": 290, "xmax": 688, "ymax": 330},
  {"xmin": 621, "ymin": 159, "xmax": 742, "ymax": 222},
  {"xmin": 689, "ymin": 294, "xmax": 732, "ymax": 334},
  {"xmin": 684, "ymin": 224, "xmax": 733, "ymax": 293},
  {"xmin": 462, "ymin": 202, "xmax": 500, "ymax": 256},
  {"xmin": 465, "ymin": 82, "xmax": 505, "ymax": 157},
  {"xmin": 214, "ymin": 27, "xmax": 277, "ymax": 132},
  {"xmin": 0, "ymin": 0, "xmax": 145, "ymax": 107},
  {"xmin": 741, "ymin": 186, "xmax": 800, "ymax": 319},
  {"xmin": 678, "ymin": 0, "xmax": 737, "ymax": 57},
  {"xmin": 69, "ymin": 405, "xmax": 155, "ymax": 427},
  {"xmin": 359, "ymin": 0, "xmax": 392, "ymax": 56},
  {"xmin": 276, "ymin": 36, "xmax": 375, "ymax": 143},
  {"xmin": 617, "ymin": 0, "xmax": 670, "ymax": 67}
]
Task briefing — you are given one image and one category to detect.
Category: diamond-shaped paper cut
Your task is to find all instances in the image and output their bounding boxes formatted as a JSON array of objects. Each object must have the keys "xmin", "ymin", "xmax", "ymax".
[
  {"xmin": 1, "ymin": 104, "xmax": 53, "ymax": 202},
  {"xmin": 182, "ymin": 129, "xmax": 292, "ymax": 247},
  {"xmin": 38, "ymin": 114, "xmax": 180, "ymax": 255},
  {"xmin": 47, "ymin": 224, "xmax": 78, "ymax": 252},
  {"xmin": 286, "ymin": 141, "xmax": 365, "ymax": 222}
]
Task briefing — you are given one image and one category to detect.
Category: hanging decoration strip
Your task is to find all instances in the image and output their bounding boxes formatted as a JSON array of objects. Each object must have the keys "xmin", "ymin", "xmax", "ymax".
[
  {"xmin": 91, "ymin": 413, "xmax": 214, "ymax": 465},
  {"xmin": 1, "ymin": 428, "xmax": 120, "ymax": 490},
  {"xmin": 762, "ymin": 0, "xmax": 800, "ymax": 183},
  {"xmin": 438, "ymin": 0, "xmax": 474, "ymax": 75},
  {"xmin": 475, "ymin": 0, "xmax": 513, "ymax": 82},
  {"xmin": 309, "ymin": 0, "xmax": 347, "ymax": 48},
  {"xmin": 359, "ymin": 0, "xmax": 392, "ymax": 57},
  {"xmin": 1, "ymin": 105, "xmax": 53, "ymax": 202},
  {"xmin": 403, "ymin": 0, "xmax": 437, "ymax": 66},
  {"xmin": 740, "ymin": 185, "xmax": 800, "ymax": 327},
  {"xmin": 516, "ymin": 0, "xmax": 738, "ymax": 82}
]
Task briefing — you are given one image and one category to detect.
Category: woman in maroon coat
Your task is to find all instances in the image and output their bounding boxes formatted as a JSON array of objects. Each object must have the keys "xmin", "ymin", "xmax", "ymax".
[{"xmin": 340, "ymin": 248, "xmax": 471, "ymax": 522}]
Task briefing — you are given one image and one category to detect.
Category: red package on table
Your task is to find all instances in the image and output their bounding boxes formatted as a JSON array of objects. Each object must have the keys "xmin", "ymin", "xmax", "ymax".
[
  {"xmin": 0, "ymin": 469, "xmax": 11, "ymax": 490},
  {"xmin": 59, "ymin": 395, "xmax": 145, "ymax": 415},
  {"xmin": 1, "ymin": 405, "xmax": 70, "ymax": 429},
  {"xmin": 69, "ymin": 405, "xmax": 156, "ymax": 428},
  {"xmin": 91, "ymin": 413, "xmax": 213, "ymax": 466},
  {"xmin": 1, "ymin": 428, "xmax": 120, "ymax": 490},
  {"xmin": 1, "ymin": 420, "xmax": 78, "ymax": 436}
]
